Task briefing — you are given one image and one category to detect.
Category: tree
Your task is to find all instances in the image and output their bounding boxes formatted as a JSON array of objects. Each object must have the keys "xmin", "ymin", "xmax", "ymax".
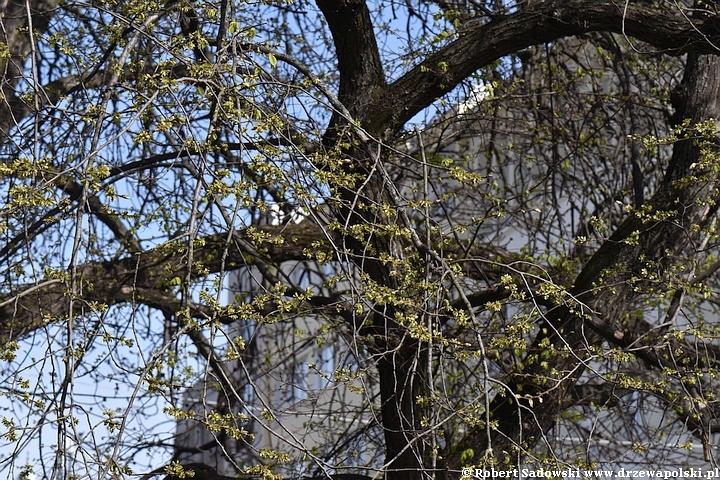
[{"xmin": 3, "ymin": 0, "xmax": 720, "ymax": 479}]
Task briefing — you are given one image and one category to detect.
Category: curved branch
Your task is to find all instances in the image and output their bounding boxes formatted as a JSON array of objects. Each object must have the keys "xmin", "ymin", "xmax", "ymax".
[
  {"xmin": 374, "ymin": 0, "xmax": 720, "ymax": 136},
  {"xmin": 0, "ymin": 222, "xmax": 322, "ymax": 343}
]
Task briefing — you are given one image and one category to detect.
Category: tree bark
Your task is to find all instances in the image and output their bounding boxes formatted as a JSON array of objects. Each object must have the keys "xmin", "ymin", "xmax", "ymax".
[
  {"xmin": 0, "ymin": 223, "xmax": 320, "ymax": 342},
  {"xmin": 0, "ymin": 0, "xmax": 61, "ymax": 137}
]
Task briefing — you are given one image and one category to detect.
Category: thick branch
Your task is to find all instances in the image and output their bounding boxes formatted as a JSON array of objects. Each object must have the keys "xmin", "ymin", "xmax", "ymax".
[
  {"xmin": 373, "ymin": 0, "xmax": 720, "ymax": 136},
  {"xmin": 58, "ymin": 178, "xmax": 142, "ymax": 253},
  {"xmin": 0, "ymin": 222, "xmax": 321, "ymax": 343},
  {"xmin": 0, "ymin": 0, "xmax": 61, "ymax": 137},
  {"xmin": 568, "ymin": 382, "xmax": 633, "ymax": 408},
  {"xmin": 315, "ymin": 0, "xmax": 385, "ymax": 117}
]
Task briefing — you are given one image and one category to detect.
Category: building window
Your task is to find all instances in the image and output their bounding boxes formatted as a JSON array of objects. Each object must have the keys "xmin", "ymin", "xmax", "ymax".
[
  {"xmin": 292, "ymin": 362, "xmax": 309, "ymax": 401},
  {"xmin": 241, "ymin": 381, "xmax": 255, "ymax": 416},
  {"xmin": 318, "ymin": 345, "xmax": 335, "ymax": 389},
  {"xmin": 239, "ymin": 318, "xmax": 256, "ymax": 344}
]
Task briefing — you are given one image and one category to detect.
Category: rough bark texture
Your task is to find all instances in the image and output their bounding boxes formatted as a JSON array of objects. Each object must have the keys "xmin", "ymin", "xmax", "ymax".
[{"xmin": 0, "ymin": 0, "xmax": 61, "ymax": 137}]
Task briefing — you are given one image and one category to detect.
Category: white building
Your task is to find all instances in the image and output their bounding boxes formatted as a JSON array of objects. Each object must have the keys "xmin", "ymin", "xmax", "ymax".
[{"xmin": 175, "ymin": 228, "xmax": 380, "ymax": 476}]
